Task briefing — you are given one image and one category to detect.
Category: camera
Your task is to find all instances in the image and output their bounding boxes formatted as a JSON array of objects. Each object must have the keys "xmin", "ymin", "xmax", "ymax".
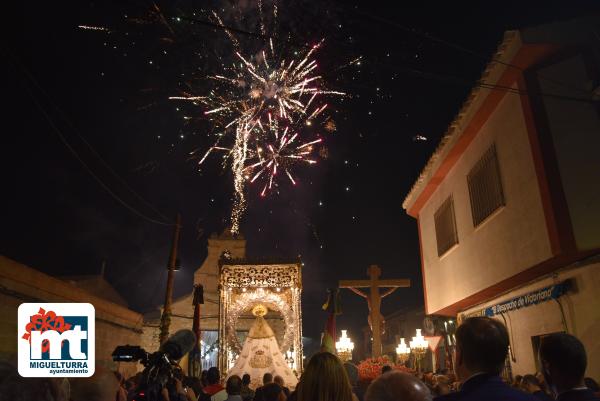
[{"xmin": 112, "ymin": 329, "xmax": 196, "ymax": 401}]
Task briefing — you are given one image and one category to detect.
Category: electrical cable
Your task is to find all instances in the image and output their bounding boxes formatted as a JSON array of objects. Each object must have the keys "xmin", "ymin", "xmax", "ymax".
[
  {"xmin": 17, "ymin": 61, "xmax": 175, "ymax": 225},
  {"xmin": 6, "ymin": 55, "xmax": 175, "ymax": 227},
  {"xmin": 340, "ymin": 6, "xmax": 592, "ymax": 96},
  {"xmin": 160, "ymin": 6, "xmax": 596, "ymax": 105}
]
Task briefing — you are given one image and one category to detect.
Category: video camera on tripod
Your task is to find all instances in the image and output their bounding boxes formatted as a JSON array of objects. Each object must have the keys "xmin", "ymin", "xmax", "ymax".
[{"xmin": 112, "ymin": 329, "xmax": 196, "ymax": 401}]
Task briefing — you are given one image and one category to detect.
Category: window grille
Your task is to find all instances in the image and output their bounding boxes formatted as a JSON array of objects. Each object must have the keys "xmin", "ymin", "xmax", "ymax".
[
  {"xmin": 467, "ymin": 144, "xmax": 505, "ymax": 227},
  {"xmin": 434, "ymin": 196, "xmax": 459, "ymax": 256}
]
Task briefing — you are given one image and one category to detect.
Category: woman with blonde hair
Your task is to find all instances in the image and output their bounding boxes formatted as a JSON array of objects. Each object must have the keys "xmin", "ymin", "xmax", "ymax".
[{"xmin": 296, "ymin": 352, "xmax": 356, "ymax": 401}]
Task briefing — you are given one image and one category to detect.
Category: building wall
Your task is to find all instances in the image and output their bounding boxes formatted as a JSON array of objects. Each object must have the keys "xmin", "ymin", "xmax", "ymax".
[
  {"xmin": 419, "ymin": 90, "xmax": 552, "ymax": 313},
  {"xmin": 536, "ymin": 54, "xmax": 600, "ymax": 251},
  {"xmin": 461, "ymin": 259, "xmax": 600, "ymax": 379},
  {"xmin": 0, "ymin": 256, "xmax": 143, "ymax": 378}
]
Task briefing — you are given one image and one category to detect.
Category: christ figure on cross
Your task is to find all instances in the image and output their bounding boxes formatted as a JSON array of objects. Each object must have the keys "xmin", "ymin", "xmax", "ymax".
[{"xmin": 339, "ymin": 265, "xmax": 410, "ymax": 358}]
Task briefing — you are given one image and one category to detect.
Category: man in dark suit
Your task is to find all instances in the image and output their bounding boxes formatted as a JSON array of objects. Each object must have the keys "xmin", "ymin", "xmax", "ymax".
[
  {"xmin": 434, "ymin": 316, "xmax": 536, "ymax": 401},
  {"xmin": 539, "ymin": 333, "xmax": 600, "ymax": 401}
]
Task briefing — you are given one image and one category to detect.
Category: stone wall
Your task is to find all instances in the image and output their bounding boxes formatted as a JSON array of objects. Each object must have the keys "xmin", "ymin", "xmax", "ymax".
[{"xmin": 0, "ymin": 256, "xmax": 143, "ymax": 378}]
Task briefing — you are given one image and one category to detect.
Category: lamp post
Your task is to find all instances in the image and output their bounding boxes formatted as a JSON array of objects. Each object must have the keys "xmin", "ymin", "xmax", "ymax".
[
  {"xmin": 409, "ymin": 329, "xmax": 429, "ymax": 372},
  {"xmin": 335, "ymin": 330, "xmax": 355, "ymax": 362},
  {"xmin": 285, "ymin": 349, "xmax": 296, "ymax": 370},
  {"xmin": 396, "ymin": 337, "xmax": 411, "ymax": 364}
]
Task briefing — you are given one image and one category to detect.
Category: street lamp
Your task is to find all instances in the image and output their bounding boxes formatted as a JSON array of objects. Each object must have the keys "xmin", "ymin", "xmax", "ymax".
[
  {"xmin": 285, "ymin": 349, "xmax": 296, "ymax": 370},
  {"xmin": 409, "ymin": 329, "xmax": 429, "ymax": 372},
  {"xmin": 396, "ymin": 337, "xmax": 411, "ymax": 364},
  {"xmin": 336, "ymin": 330, "xmax": 355, "ymax": 362}
]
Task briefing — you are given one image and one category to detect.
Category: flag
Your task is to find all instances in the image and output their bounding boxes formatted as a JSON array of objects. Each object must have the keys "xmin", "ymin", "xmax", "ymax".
[{"xmin": 320, "ymin": 288, "xmax": 341, "ymax": 354}]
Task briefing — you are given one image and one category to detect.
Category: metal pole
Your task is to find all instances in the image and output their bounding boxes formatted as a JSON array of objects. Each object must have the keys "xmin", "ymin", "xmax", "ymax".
[{"xmin": 159, "ymin": 213, "xmax": 182, "ymax": 345}]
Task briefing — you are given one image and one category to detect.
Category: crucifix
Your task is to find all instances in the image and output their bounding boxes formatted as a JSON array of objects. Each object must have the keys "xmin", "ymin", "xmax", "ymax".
[{"xmin": 339, "ymin": 265, "xmax": 410, "ymax": 358}]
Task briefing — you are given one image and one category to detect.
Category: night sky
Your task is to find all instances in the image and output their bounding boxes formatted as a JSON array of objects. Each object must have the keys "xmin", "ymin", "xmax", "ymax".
[{"xmin": 3, "ymin": 1, "xmax": 600, "ymax": 352}]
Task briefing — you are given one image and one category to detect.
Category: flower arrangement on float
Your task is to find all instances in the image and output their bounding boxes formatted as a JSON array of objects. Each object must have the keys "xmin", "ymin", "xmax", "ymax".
[{"xmin": 357, "ymin": 355, "xmax": 415, "ymax": 381}]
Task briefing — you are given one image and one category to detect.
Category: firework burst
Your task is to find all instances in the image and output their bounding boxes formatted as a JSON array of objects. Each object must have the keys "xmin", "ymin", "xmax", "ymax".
[
  {"xmin": 171, "ymin": 6, "xmax": 346, "ymax": 234},
  {"xmin": 244, "ymin": 115, "xmax": 321, "ymax": 197}
]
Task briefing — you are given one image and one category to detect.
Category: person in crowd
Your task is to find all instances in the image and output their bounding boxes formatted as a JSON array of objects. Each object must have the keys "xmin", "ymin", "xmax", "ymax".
[
  {"xmin": 263, "ymin": 383, "xmax": 286, "ymax": 401},
  {"xmin": 184, "ymin": 375, "xmax": 205, "ymax": 400},
  {"xmin": 344, "ymin": 362, "xmax": 364, "ymax": 401},
  {"xmin": 422, "ymin": 372, "xmax": 436, "ymax": 394},
  {"xmin": 435, "ymin": 316, "xmax": 536, "ymax": 401},
  {"xmin": 0, "ymin": 363, "xmax": 68, "ymax": 401},
  {"xmin": 241, "ymin": 374, "xmax": 255, "ymax": 401},
  {"xmin": 535, "ymin": 372, "xmax": 550, "ymax": 395},
  {"xmin": 201, "ymin": 370, "xmax": 209, "ymax": 387},
  {"xmin": 584, "ymin": 378, "xmax": 600, "ymax": 397},
  {"xmin": 381, "ymin": 365, "xmax": 392, "ymax": 375},
  {"xmin": 223, "ymin": 375, "xmax": 243, "ymax": 401},
  {"xmin": 255, "ymin": 373, "xmax": 274, "ymax": 401},
  {"xmin": 513, "ymin": 375, "xmax": 524, "ymax": 389},
  {"xmin": 366, "ymin": 371, "xmax": 432, "ymax": 401},
  {"xmin": 433, "ymin": 376, "xmax": 451, "ymax": 397},
  {"xmin": 522, "ymin": 374, "xmax": 553, "ymax": 401},
  {"xmin": 204, "ymin": 367, "xmax": 227, "ymax": 401},
  {"xmin": 539, "ymin": 333, "xmax": 599, "ymax": 401},
  {"xmin": 113, "ymin": 371, "xmax": 128, "ymax": 401},
  {"xmin": 295, "ymin": 352, "xmax": 355, "ymax": 401},
  {"xmin": 274, "ymin": 375, "xmax": 291, "ymax": 398},
  {"xmin": 162, "ymin": 377, "xmax": 198, "ymax": 401}
]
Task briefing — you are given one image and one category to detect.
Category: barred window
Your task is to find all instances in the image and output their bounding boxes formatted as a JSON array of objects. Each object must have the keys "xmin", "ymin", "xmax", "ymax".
[
  {"xmin": 468, "ymin": 144, "xmax": 505, "ymax": 226},
  {"xmin": 434, "ymin": 196, "xmax": 458, "ymax": 257}
]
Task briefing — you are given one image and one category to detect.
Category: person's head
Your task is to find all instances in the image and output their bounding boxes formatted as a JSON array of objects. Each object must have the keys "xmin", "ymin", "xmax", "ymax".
[
  {"xmin": 242, "ymin": 374, "xmax": 251, "ymax": 387},
  {"xmin": 521, "ymin": 374, "xmax": 542, "ymax": 393},
  {"xmin": 584, "ymin": 377, "xmax": 600, "ymax": 392},
  {"xmin": 263, "ymin": 383, "xmax": 285, "ymax": 401},
  {"xmin": 381, "ymin": 365, "xmax": 392, "ymax": 375},
  {"xmin": 343, "ymin": 362, "xmax": 359, "ymax": 386},
  {"xmin": 453, "ymin": 317, "xmax": 509, "ymax": 381},
  {"xmin": 433, "ymin": 382, "xmax": 450, "ymax": 397},
  {"xmin": 513, "ymin": 375, "xmax": 523, "ymax": 387},
  {"xmin": 297, "ymin": 352, "xmax": 353, "ymax": 401},
  {"xmin": 207, "ymin": 367, "xmax": 221, "ymax": 385},
  {"xmin": 539, "ymin": 333, "xmax": 587, "ymax": 394},
  {"xmin": 226, "ymin": 375, "xmax": 242, "ymax": 396},
  {"xmin": 263, "ymin": 372, "xmax": 274, "ymax": 385},
  {"xmin": 365, "ymin": 371, "xmax": 432, "ymax": 401},
  {"xmin": 274, "ymin": 375, "xmax": 285, "ymax": 387}
]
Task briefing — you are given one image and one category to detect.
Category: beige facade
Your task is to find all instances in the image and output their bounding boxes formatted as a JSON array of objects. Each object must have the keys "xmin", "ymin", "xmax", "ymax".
[
  {"xmin": 461, "ymin": 259, "xmax": 600, "ymax": 379},
  {"xmin": 417, "ymin": 85, "xmax": 553, "ymax": 313},
  {"xmin": 0, "ymin": 256, "xmax": 143, "ymax": 378},
  {"xmin": 403, "ymin": 18, "xmax": 600, "ymax": 380}
]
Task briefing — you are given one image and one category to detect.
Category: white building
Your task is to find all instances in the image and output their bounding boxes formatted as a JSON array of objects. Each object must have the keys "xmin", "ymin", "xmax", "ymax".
[{"xmin": 402, "ymin": 18, "xmax": 600, "ymax": 378}]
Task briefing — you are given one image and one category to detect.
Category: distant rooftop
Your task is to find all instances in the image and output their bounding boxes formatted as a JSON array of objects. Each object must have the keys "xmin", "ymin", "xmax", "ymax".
[{"xmin": 60, "ymin": 273, "xmax": 129, "ymax": 307}]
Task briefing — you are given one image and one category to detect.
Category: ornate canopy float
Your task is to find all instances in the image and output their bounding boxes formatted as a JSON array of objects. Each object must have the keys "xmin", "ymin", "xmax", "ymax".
[{"xmin": 218, "ymin": 257, "xmax": 303, "ymax": 379}]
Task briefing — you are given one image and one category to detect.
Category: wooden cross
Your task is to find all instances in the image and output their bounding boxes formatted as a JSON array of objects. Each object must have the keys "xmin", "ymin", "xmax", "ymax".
[{"xmin": 339, "ymin": 265, "xmax": 410, "ymax": 358}]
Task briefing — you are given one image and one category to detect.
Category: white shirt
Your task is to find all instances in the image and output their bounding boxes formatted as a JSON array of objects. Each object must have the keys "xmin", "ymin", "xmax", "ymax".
[{"xmin": 211, "ymin": 389, "xmax": 228, "ymax": 401}]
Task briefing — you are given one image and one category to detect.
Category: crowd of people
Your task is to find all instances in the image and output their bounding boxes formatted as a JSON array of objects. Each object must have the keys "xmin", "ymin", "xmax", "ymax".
[{"xmin": 1, "ymin": 317, "xmax": 598, "ymax": 401}]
